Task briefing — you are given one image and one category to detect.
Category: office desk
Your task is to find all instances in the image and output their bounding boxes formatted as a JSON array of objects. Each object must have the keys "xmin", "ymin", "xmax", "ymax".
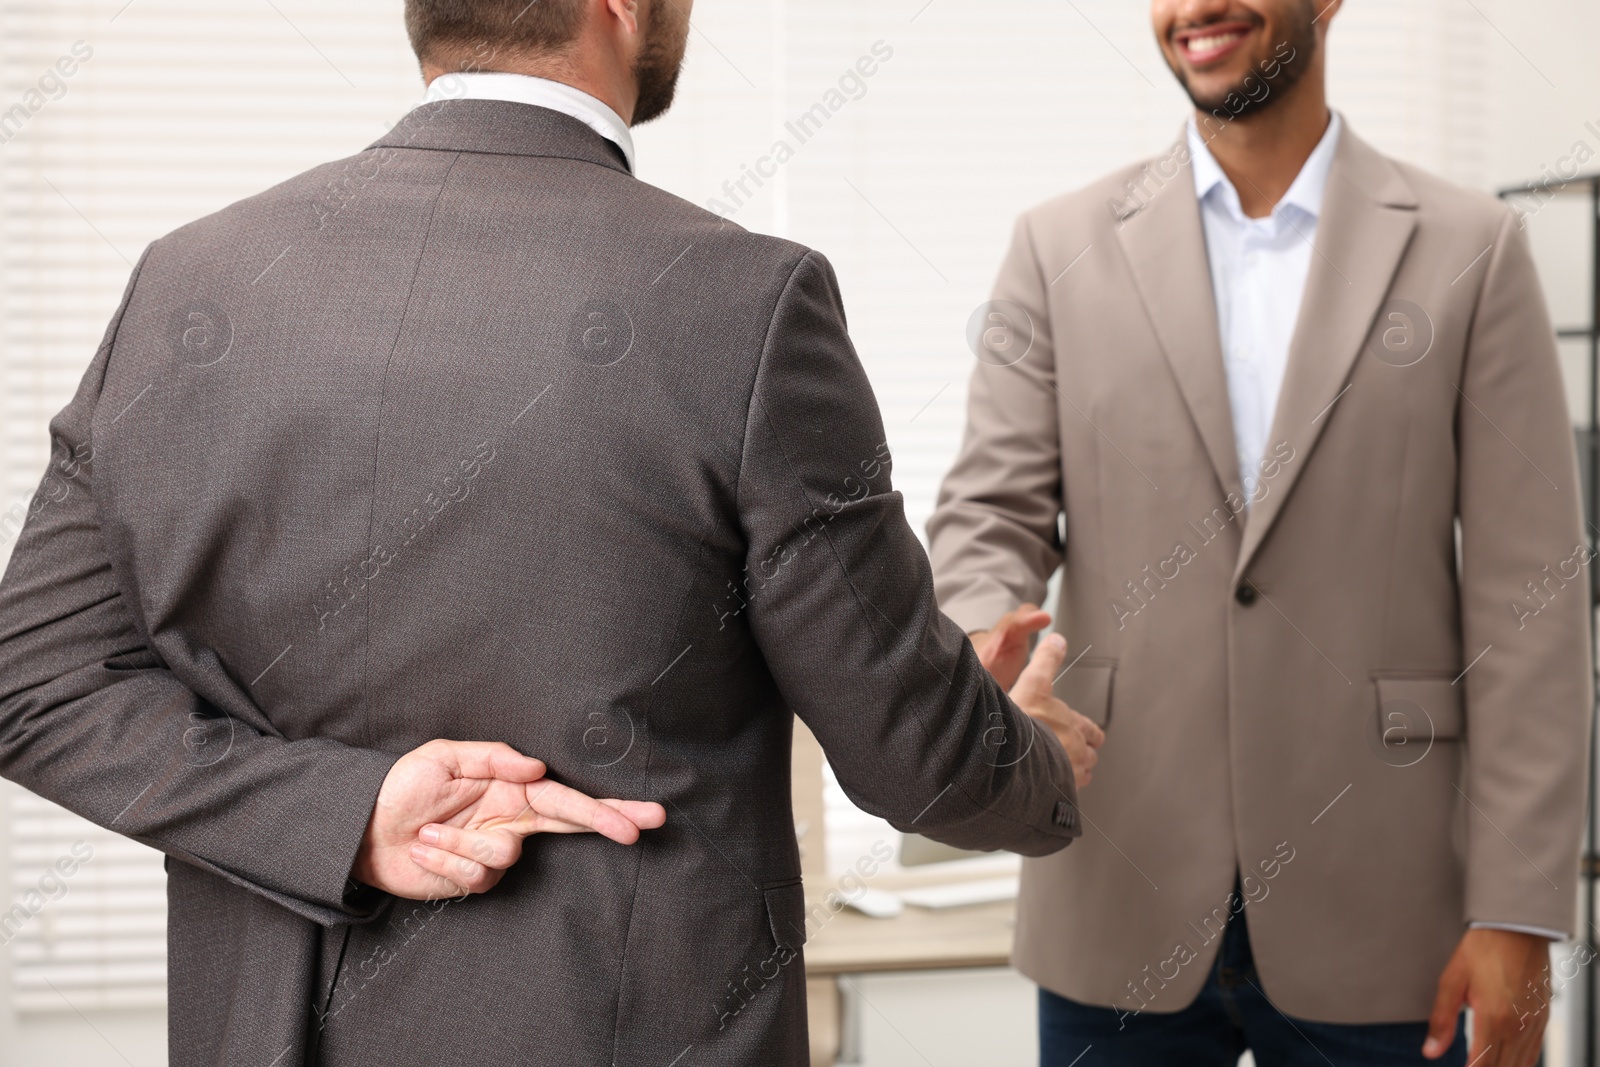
[
  {"xmin": 801, "ymin": 880, "xmax": 1020, "ymax": 1064},
  {"xmin": 790, "ymin": 724, "xmax": 1027, "ymax": 1063},
  {"xmin": 805, "ymin": 898, "xmax": 1015, "ymax": 976}
]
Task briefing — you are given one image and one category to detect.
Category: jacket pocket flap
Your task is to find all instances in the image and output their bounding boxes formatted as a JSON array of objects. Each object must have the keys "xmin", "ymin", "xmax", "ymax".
[
  {"xmin": 1374, "ymin": 677, "xmax": 1464, "ymax": 741},
  {"xmin": 1054, "ymin": 661, "xmax": 1116, "ymax": 728},
  {"xmin": 762, "ymin": 881, "xmax": 808, "ymax": 950}
]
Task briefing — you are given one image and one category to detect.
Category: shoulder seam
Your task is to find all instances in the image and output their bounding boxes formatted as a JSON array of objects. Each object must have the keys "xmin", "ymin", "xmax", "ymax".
[{"xmin": 732, "ymin": 250, "xmax": 819, "ymax": 519}]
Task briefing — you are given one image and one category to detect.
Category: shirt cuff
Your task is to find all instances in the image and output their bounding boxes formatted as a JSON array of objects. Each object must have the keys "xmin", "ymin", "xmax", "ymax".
[{"xmin": 1469, "ymin": 921, "xmax": 1566, "ymax": 941}]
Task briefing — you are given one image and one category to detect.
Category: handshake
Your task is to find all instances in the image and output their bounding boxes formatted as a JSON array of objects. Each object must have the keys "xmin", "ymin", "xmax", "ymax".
[{"xmin": 354, "ymin": 605, "xmax": 1104, "ymax": 902}]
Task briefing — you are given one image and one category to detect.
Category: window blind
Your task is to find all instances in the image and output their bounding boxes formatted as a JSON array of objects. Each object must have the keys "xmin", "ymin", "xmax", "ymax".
[
  {"xmin": 6, "ymin": 788, "xmax": 164, "ymax": 1011},
  {"xmin": 0, "ymin": 0, "xmax": 426, "ymax": 1012}
]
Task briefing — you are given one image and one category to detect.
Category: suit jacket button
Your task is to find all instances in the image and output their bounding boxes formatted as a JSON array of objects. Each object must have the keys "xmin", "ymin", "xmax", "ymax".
[
  {"xmin": 1235, "ymin": 582, "xmax": 1258, "ymax": 607},
  {"xmin": 1053, "ymin": 799, "xmax": 1078, "ymax": 830}
]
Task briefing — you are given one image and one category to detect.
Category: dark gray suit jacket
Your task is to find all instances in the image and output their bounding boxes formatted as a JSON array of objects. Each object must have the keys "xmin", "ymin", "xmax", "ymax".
[{"xmin": 0, "ymin": 101, "xmax": 1077, "ymax": 1066}]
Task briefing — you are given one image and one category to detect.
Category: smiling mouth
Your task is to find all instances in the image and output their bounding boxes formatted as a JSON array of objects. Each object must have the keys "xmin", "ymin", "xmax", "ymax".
[{"xmin": 1174, "ymin": 22, "xmax": 1255, "ymax": 65}]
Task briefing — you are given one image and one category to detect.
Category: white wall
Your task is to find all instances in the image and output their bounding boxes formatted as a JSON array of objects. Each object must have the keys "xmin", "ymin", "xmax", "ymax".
[{"xmin": 844, "ymin": 969, "xmax": 1037, "ymax": 1066}]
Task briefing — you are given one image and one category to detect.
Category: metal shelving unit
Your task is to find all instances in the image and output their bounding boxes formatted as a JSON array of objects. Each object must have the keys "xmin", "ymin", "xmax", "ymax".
[{"xmin": 1497, "ymin": 171, "xmax": 1600, "ymax": 1067}]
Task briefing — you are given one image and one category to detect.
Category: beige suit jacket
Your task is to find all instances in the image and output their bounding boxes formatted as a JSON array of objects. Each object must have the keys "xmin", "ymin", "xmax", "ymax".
[{"xmin": 928, "ymin": 124, "xmax": 1593, "ymax": 1023}]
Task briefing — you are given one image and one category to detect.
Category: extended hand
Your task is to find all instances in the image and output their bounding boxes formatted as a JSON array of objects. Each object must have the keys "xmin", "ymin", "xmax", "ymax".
[
  {"xmin": 1424, "ymin": 928, "xmax": 1551, "ymax": 1067},
  {"xmin": 971, "ymin": 603, "xmax": 1053, "ymax": 691},
  {"xmin": 352, "ymin": 739, "xmax": 667, "ymax": 901},
  {"xmin": 1009, "ymin": 635, "xmax": 1105, "ymax": 787}
]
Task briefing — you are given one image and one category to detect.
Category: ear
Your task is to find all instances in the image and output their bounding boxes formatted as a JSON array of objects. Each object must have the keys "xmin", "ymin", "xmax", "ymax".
[
  {"xmin": 1313, "ymin": 0, "xmax": 1343, "ymax": 29},
  {"xmin": 604, "ymin": 0, "xmax": 642, "ymax": 37}
]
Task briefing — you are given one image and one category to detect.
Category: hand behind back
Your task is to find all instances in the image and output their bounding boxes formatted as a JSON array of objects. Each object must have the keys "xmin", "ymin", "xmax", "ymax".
[{"xmin": 352, "ymin": 739, "xmax": 666, "ymax": 901}]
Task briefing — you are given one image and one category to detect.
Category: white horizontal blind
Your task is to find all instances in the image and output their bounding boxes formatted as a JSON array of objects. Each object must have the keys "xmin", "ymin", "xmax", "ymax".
[
  {"xmin": 6, "ymin": 789, "xmax": 164, "ymax": 1011},
  {"xmin": 0, "ymin": 0, "xmax": 424, "ymax": 1013},
  {"xmin": 0, "ymin": 0, "xmax": 426, "ymax": 529}
]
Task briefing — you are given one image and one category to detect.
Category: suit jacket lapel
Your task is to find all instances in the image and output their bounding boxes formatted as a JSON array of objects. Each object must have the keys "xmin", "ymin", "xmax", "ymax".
[
  {"xmin": 1235, "ymin": 130, "xmax": 1419, "ymax": 581},
  {"xmin": 1113, "ymin": 143, "xmax": 1241, "ymax": 502}
]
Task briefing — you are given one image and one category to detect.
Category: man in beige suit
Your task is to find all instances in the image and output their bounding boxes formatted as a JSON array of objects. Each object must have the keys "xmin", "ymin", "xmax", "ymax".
[{"xmin": 928, "ymin": 1, "xmax": 1592, "ymax": 1065}]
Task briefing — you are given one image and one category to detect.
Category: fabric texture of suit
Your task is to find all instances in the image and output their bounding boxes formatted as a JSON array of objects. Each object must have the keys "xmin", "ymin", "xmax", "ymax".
[
  {"xmin": 0, "ymin": 100, "xmax": 1077, "ymax": 1066},
  {"xmin": 928, "ymin": 123, "xmax": 1592, "ymax": 1024}
]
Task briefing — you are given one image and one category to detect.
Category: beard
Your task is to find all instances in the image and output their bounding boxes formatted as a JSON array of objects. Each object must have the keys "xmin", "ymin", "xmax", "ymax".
[
  {"xmin": 631, "ymin": 1, "xmax": 690, "ymax": 126},
  {"xmin": 1170, "ymin": 3, "xmax": 1318, "ymax": 122}
]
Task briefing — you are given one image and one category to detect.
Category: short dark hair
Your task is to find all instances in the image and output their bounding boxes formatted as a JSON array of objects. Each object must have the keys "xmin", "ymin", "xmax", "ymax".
[{"xmin": 405, "ymin": 0, "xmax": 586, "ymax": 67}]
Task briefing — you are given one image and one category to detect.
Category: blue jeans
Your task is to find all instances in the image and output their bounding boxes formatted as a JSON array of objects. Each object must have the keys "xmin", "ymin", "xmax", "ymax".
[{"xmin": 1039, "ymin": 903, "xmax": 1471, "ymax": 1067}]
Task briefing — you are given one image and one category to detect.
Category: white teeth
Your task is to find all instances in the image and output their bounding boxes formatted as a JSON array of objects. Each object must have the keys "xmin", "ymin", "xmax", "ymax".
[{"xmin": 1186, "ymin": 32, "xmax": 1243, "ymax": 53}]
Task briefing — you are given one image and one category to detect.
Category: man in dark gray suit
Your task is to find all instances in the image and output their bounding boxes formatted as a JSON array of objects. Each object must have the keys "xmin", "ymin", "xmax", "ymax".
[{"xmin": 0, "ymin": 1, "xmax": 1095, "ymax": 1064}]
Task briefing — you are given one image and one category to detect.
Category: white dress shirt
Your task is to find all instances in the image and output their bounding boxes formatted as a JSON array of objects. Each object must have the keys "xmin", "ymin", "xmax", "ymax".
[
  {"xmin": 1189, "ymin": 112, "xmax": 1340, "ymax": 502},
  {"xmin": 1190, "ymin": 116, "xmax": 1563, "ymax": 943},
  {"xmin": 422, "ymin": 71, "xmax": 635, "ymax": 173}
]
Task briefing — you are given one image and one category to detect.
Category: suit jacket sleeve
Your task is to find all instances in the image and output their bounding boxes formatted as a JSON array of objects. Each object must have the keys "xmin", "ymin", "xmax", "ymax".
[
  {"xmin": 737, "ymin": 251, "xmax": 1078, "ymax": 857},
  {"xmin": 1457, "ymin": 206, "xmax": 1593, "ymax": 935},
  {"xmin": 0, "ymin": 254, "xmax": 400, "ymax": 927},
  {"xmin": 926, "ymin": 215, "xmax": 1065, "ymax": 634}
]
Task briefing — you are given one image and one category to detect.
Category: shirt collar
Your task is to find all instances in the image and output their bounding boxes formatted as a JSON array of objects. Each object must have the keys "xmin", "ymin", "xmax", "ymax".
[
  {"xmin": 423, "ymin": 72, "xmax": 636, "ymax": 173},
  {"xmin": 1186, "ymin": 111, "xmax": 1342, "ymax": 223}
]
